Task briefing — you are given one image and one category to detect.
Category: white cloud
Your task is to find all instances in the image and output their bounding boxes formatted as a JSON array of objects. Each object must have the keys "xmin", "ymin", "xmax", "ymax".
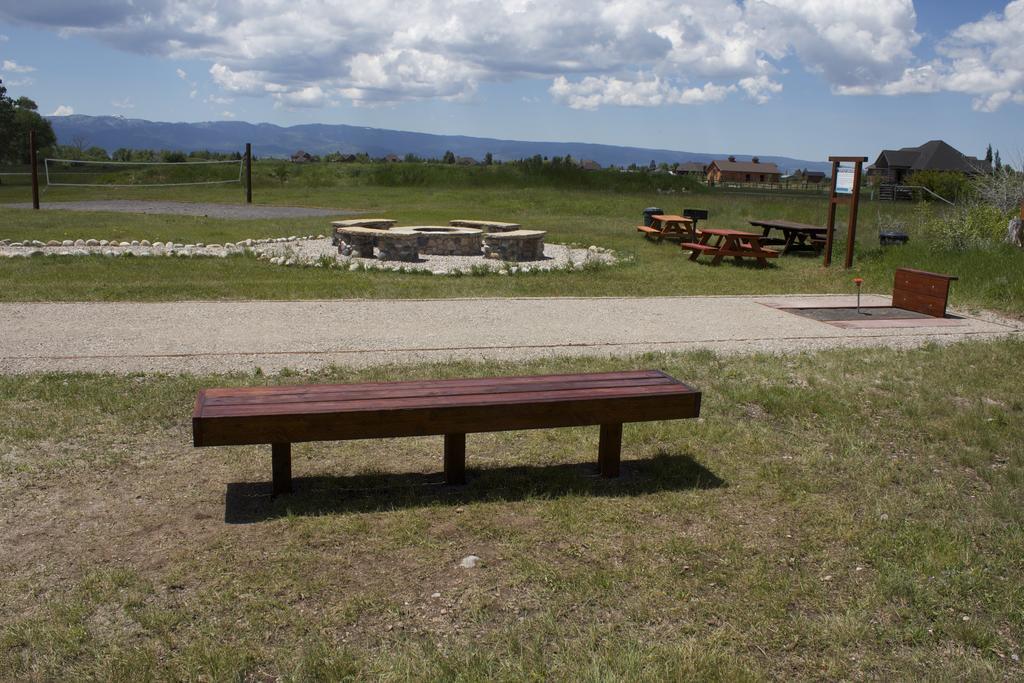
[
  {"xmin": 176, "ymin": 67, "xmax": 187, "ymax": 80},
  {"xmin": 550, "ymin": 75, "xmax": 733, "ymax": 109},
  {"xmin": 0, "ymin": 34, "xmax": 8, "ymax": 42},
  {"xmin": 738, "ymin": 76, "xmax": 783, "ymax": 104},
  {"xmin": 50, "ymin": 105, "xmax": 74, "ymax": 116},
  {"xmin": 837, "ymin": 0, "xmax": 1024, "ymax": 111},
  {"xmin": 221, "ymin": 110, "xmax": 235, "ymax": 118},
  {"xmin": 0, "ymin": 0, "xmax": 957, "ymax": 110},
  {"xmin": 274, "ymin": 85, "xmax": 327, "ymax": 108},
  {"xmin": 111, "ymin": 96, "xmax": 134, "ymax": 109},
  {"xmin": 2, "ymin": 59, "xmax": 35, "ymax": 73},
  {"xmin": 189, "ymin": 88, "xmax": 198, "ymax": 99}
]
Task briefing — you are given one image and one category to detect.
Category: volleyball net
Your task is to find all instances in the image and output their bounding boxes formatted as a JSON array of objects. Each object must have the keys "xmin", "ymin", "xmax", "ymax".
[{"xmin": 43, "ymin": 157, "xmax": 244, "ymax": 188}]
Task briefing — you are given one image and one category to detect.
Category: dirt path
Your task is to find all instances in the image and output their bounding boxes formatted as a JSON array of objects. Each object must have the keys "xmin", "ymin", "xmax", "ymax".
[
  {"xmin": 2, "ymin": 295, "xmax": 1019, "ymax": 374},
  {"xmin": 2, "ymin": 200, "xmax": 360, "ymax": 219}
]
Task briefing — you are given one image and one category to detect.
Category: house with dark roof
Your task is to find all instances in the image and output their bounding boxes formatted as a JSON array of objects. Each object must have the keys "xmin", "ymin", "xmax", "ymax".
[
  {"xmin": 868, "ymin": 140, "xmax": 989, "ymax": 184},
  {"xmin": 675, "ymin": 161, "xmax": 707, "ymax": 176},
  {"xmin": 706, "ymin": 157, "xmax": 782, "ymax": 184}
]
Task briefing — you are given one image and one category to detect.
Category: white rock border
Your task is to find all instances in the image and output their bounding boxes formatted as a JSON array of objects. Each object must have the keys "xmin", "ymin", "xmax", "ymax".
[{"xmin": 0, "ymin": 235, "xmax": 621, "ymax": 275}]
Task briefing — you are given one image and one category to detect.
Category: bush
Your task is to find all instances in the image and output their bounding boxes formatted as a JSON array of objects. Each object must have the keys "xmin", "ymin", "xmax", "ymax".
[
  {"xmin": 972, "ymin": 168, "xmax": 1024, "ymax": 215},
  {"xmin": 905, "ymin": 170, "xmax": 974, "ymax": 203},
  {"xmin": 928, "ymin": 203, "xmax": 1008, "ymax": 251}
]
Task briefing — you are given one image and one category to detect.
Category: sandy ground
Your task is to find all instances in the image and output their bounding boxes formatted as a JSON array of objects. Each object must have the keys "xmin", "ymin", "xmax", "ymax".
[
  {"xmin": 2, "ymin": 200, "xmax": 358, "ymax": 219},
  {"xmin": 1, "ymin": 295, "xmax": 1020, "ymax": 375}
]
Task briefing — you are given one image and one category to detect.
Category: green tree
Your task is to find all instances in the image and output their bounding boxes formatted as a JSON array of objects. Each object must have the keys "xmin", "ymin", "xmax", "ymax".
[
  {"xmin": 0, "ymin": 81, "xmax": 58, "ymax": 164},
  {"xmin": 484, "ymin": 152, "xmax": 493, "ymax": 165},
  {"xmin": 442, "ymin": 150, "xmax": 456, "ymax": 164},
  {"xmin": 994, "ymin": 150, "xmax": 1002, "ymax": 172},
  {"xmin": 985, "ymin": 143, "xmax": 993, "ymax": 166}
]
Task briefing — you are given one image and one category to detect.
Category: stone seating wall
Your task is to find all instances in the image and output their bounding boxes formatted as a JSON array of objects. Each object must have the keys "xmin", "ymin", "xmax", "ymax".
[{"xmin": 482, "ymin": 230, "xmax": 547, "ymax": 262}]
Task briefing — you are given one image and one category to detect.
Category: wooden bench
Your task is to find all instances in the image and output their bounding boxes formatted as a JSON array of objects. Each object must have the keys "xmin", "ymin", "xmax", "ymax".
[
  {"xmin": 892, "ymin": 267, "xmax": 957, "ymax": 317},
  {"xmin": 192, "ymin": 370, "xmax": 702, "ymax": 495}
]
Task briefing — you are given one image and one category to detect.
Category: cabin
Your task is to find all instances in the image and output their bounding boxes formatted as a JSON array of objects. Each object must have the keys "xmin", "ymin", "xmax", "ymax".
[
  {"xmin": 791, "ymin": 169, "xmax": 826, "ymax": 185},
  {"xmin": 290, "ymin": 150, "xmax": 313, "ymax": 163},
  {"xmin": 706, "ymin": 157, "xmax": 782, "ymax": 184},
  {"xmin": 867, "ymin": 140, "xmax": 989, "ymax": 184},
  {"xmin": 578, "ymin": 159, "xmax": 602, "ymax": 171}
]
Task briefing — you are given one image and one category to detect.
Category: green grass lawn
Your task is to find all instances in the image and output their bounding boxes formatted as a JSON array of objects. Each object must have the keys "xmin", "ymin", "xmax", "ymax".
[
  {"xmin": 1, "ymin": 340, "xmax": 1022, "ymax": 679},
  {"xmin": 3, "ymin": 180, "xmax": 1022, "ymax": 316}
]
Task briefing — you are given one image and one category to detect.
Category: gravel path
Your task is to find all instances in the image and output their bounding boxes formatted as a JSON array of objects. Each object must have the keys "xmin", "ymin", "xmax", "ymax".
[
  {"xmin": 1, "ymin": 295, "xmax": 1019, "ymax": 375},
  {"xmin": 2, "ymin": 200, "xmax": 358, "ymax": 220}
]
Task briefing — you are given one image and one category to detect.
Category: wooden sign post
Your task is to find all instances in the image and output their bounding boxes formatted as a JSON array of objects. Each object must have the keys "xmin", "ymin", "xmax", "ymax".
[{"xmin": 823, "ymin": 155, "xmax": 867, "ymax": 268}]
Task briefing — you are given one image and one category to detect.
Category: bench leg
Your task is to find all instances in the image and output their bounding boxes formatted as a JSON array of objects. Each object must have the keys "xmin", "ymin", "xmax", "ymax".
[
  {"xmin": 444, "ymin": 433, "xmax": 466, "ymax": 485},
  {"xmin": 272, "ymin": 442, "xmax": 292, "ymax": 496},
  {"xmin": 598, "ymin": 423, "xmax": 622, "ymax": 478}
]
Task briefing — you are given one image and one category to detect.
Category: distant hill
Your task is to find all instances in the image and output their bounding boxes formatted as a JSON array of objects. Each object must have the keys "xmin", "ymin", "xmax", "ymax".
[{"xmin": 47, "ymin": 115, "xmax": 832, "ymax": 174}]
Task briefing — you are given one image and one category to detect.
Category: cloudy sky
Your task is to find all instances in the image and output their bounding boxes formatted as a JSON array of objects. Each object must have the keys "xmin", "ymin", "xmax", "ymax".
[{"xmin": 1, "ymin": 0, "xmax": 1021, "ymax": 160}]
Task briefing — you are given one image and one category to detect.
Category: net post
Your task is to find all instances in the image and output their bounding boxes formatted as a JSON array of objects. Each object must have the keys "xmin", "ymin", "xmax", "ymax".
[
  {"xmin": 30, "ymin": 130, "xmax": 40, "ymax": 210},
  {"xmin": 245, "ymin": 143, "xmax": 252, "ymax": 204}
]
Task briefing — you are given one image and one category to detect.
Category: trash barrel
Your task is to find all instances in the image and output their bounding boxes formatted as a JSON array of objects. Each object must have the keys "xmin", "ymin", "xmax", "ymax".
[
  {"xmin": 642, "ymin": 207, "xmax": 663, "ymax": 227},
  {"xmin": 879, "ymin": 231, "xmax": 909, "ymax": 246}
]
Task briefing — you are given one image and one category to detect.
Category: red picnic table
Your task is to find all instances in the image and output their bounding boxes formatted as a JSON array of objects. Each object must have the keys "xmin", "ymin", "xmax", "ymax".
[
  {"xmin": 747, "ymin": 219, "xmax": 828, "ymax": 254},
  {"xmin": 680, "ymin": 228, "xmax": 780, "ymax": 267},
  {"xmin": 636, "ymin": 214, "xmax": 696, "ymax": 241}
]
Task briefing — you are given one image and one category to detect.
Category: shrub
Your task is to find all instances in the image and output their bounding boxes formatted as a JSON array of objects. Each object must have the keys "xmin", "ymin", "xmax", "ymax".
[
  {"xmin": 928, "ymin": 203, "xmax": 1008, "ymax": 251},
  {"xmin": 972, "ymin": 168, "xmax": 1024, "ymax": 215},
  {"xmin": 905, "ymin": 170, "xmax": 974, "ymax": 203}
]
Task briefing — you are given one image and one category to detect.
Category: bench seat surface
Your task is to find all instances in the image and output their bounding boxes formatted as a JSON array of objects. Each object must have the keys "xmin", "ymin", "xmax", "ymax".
[{"xmin": 193, "ymin": 370, "xmax": 700, "ymax": 446}]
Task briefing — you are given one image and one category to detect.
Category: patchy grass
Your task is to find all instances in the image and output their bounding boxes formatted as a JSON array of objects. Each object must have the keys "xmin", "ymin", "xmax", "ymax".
[
  {"xmin": 2, "ymin": 182, "xmax": 1021, "ymax": 315},
  {"xmin": 1, "ymin": 339, "xmax": 1022, "ymax": 679}
]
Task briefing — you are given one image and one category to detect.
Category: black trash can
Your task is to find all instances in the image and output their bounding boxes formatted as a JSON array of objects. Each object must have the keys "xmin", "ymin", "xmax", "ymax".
[
  {"xmin": 642, "ymin": 207, "xmax": 664, "ymax": 227},
  {"xmin": 879, "ymin": 231, "xmax": 909, "ymax": 246}
]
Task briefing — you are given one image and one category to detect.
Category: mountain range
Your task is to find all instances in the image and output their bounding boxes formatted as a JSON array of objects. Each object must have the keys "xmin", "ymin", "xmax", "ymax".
[{"xmin": 47, "ymin": 115, "xmax": 832, "ymax": 173}]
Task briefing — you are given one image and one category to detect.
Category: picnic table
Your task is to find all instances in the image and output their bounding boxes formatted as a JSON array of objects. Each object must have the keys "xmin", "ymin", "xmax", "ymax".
[
  {"xmin": 637, "ymin": 214, "xmax": 695, "ymax": 241},
  {"xmin": 680, "ymin": 228, "xmax": 779, "ymax": 267},
  {"xmin": 747, "ymin": 219, "xmax": 828, "ymax": 254}
]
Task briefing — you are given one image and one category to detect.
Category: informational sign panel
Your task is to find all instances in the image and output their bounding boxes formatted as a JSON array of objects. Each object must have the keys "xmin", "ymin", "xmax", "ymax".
[{"xmin": 835, "ymin": 163, "xmax": 856, "ymax": 195}]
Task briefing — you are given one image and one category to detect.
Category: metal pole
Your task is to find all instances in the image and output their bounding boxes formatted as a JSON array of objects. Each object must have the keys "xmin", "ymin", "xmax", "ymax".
[
  {"xmin": 30, "ymin": 130, "xmax": 40, "ymax": 210},
  {"xmin": 245, "ymin": 142, "xmax": 252, "ymax": 204}
]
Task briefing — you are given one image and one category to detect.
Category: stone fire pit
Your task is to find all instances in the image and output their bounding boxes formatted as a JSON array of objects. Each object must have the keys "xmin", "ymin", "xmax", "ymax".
[{"xmin": 390, "ymin": 226, "xmax": 483, "ymax": 256}]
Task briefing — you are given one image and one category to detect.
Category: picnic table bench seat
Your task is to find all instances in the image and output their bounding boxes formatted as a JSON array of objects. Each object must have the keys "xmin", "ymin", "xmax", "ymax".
[{"xmin": 193, "ymin": 370, "xmax": 701, "ymax": 495}]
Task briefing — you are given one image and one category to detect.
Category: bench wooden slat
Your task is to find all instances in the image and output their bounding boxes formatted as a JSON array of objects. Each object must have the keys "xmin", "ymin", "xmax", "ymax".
[
  {"xmin": 197, "ymin": 382, "xmax": 692, "ymax": 420},
  {"xmin": 679, "ymin": 242, "xmax": 717, "ymax": 252},
  {"xmin": 195, "ymin": 386, "xmax": 700, "ymax": 446},
  {"xmin": 198, "ymin": 369, "xmax": 667, "ymax": 402},
  {"xmin": 200, "ymin": 375, "xmax": 679, "ymax": 408}
]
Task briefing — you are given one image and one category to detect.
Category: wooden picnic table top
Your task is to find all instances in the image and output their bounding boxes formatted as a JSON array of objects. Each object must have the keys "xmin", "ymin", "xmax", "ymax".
[
  {"xmin": 650, "ymin": 214, "xmax": 694, "ymax": 223},
  {"xmin": 699, "ymin": 227, "xmax": 761, "ymax": 237},
  {"xmin": 748, "ymin": 219, "xmax": 827, "ymax": 234}
]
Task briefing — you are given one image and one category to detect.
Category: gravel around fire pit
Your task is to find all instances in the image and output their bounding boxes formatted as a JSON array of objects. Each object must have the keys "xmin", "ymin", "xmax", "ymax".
[{"xmin": 253, "ymin": 237, "xmax": 617, "ymax": 273}]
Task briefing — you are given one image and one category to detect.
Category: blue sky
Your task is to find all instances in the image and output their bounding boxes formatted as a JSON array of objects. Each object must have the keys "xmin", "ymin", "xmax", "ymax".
[{"xmin": 1, "ymin": 1, "xmax": 1021, "ymax": 162}]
